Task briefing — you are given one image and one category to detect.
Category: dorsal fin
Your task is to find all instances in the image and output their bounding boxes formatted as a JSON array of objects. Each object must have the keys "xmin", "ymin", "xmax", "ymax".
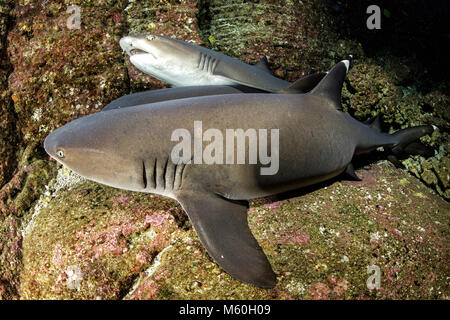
[
  {"xmin": 254, "ymin": 56, "xmax": 273, "ymax": 74},
  {"xmin": 278, "ymin": 72, "xmax": 327, "ymax": 94},
  {"xmin": 310, "ymin": 60, "xmax": 350, "ymax": 110}
]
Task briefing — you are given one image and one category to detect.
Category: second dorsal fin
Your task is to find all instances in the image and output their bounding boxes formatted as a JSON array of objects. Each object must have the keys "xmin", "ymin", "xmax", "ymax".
[
  {"xmin": 254, "ymin": 56, "xmax": 273, "ymax": 75},
  {"xmin": 344, "ymin": 162, "xmax": 361, "ymax": 181},
  {"xmin": 310, "ymin": 60, "xmax": 350, "ymax": 110},
  {"xmin": 364, "ymin": 114, "xmax": 382, "ymax": 132}
]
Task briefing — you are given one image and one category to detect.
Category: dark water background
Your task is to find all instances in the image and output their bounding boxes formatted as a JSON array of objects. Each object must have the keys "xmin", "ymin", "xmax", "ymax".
[{"xmin": 337, "ymin": 0, "xmax": 449, "ymax": 85}]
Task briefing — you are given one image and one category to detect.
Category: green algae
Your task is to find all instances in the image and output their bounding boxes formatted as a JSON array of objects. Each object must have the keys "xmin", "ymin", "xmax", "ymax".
[
  {"xmin": 7, "ymin": 0, "xmax": 129, "ymax": 146},
  {"xmin": 122, "ymin": 162, "xmax": 450, "ymax": 300},
  {"xmin": 1, "ymin": 145, "xmax": 57, "ymax": 218},
  {"xmin": 198, "ymin": 0, "xmax": 346, "ymax": 80},
  {"xmin": 250, "ymin": 162, "xmax": 449, "ymax": 299},
  {"xmin": 0, "ymin": 215, "xmax": 22, "ymax": 299},
  {"xmin": 126, "ymin": 229, "xmax": 277, "ymax": 300},
  {"xmin": 342, "ymin": 61, "xmax": 449, "ymax": 199},
  {"xmin": 20, "ymin": 175, "xmax": 184, "ymax": 299}
]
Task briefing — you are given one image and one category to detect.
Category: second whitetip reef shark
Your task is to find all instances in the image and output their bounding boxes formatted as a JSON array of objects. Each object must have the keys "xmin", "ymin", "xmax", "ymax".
[
  {"xmin": 44, "ymin": 60, "xmax": 435, "ymax": 288},
  {"xmin": 119, "ymin": 34, "xmax": 325, "ymax": 93}
]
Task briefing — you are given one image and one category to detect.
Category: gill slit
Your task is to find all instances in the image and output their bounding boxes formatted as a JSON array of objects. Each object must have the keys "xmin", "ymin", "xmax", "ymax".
[
  {"xmin": 143, "ymin": 157, "xmax": 188, "ymax": 192},
  {"xmin": 142, "ymin": 160, "xmax": 147, "ymax": 189},
  {"xmin": 163, "ymin": 157, "xmax": 169, "ymax": 190},
  {"xmin": 152, "ymin": 158, "xmax": 157, "ymax": 189},
  {"xmin": 198, "ymin": 53, "xmax": 218, "ymax": 75}
]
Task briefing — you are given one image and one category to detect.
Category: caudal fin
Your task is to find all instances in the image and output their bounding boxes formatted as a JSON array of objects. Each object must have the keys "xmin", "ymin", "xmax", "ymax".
[{"xmin": 389, "ymin": 125, "xmax": 436, "ymax": 157}]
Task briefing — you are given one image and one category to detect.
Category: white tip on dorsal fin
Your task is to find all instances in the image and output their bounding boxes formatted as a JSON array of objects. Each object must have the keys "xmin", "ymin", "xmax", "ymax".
[
  {"xmin": 310, "ymin": 60, "xmax": 350, "ymax": 111},
  {"xmin": 343, "ymin": 60, "xmax": 350, "ymax": 73}
]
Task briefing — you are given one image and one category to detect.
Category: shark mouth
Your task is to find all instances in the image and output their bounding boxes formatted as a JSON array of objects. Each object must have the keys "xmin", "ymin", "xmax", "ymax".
[{"xmin": 128, "ymin": 48, "xmax": 147, "ymax": 56}]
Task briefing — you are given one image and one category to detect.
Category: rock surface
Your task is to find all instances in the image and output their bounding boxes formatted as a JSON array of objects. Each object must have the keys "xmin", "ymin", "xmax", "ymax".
[
  {"xmin": 20, "ymin": 162, "xmax": 450, "ymax": 299},
  {"xmin": 0, "ymin": 0, "xmax": 449, "ymax": 299}
]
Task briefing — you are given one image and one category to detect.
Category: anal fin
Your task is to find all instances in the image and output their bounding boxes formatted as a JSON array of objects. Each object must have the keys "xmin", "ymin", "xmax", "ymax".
[{"xmin": 175, "ymin": 190, "xmax": 276, "ymax": 288}]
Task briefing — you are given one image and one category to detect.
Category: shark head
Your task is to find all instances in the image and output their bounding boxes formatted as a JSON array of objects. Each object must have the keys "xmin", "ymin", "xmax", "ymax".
[
  {"xmin": 119, "ymin": 34, "xmax": 234, "ymax": 86},
  {"xmin": 44, "ymin": 112, "xmax": 147, "ymax": 192}
]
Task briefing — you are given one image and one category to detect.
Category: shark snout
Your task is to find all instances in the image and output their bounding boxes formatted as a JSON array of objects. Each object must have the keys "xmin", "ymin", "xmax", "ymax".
[
  {"xmin": 44, "ymin": 126, "xmax": 71, "ymax": 161},
  {"xmin": 44, "ymin": 132, "xmax": 57, "ymax": 157},
  {"xmin": 120, "ymin": 34, "xmax": 159, "ymax": 56},
  {"xmin": 119, "ymin": 36, "xmax": 134, "ymax": 55},
  {"xmin": 44, "ymin": 129, "xmax": 68, "ymax": 162}
]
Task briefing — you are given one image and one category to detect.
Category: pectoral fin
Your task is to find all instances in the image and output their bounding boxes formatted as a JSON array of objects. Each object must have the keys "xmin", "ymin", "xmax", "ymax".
[{"xmin": 175, "ymin": 191, "xmax": 276, "ymax": 288}]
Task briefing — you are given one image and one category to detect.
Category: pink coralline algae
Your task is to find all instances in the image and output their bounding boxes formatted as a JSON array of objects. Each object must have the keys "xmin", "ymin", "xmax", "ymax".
[
  {"xmin": 74, "ymin": 216, "xmax": 141, "ymax": 259},
  {"xmin": 145, "ymin": 211, "xmax": 171, "ymax": 228},
  {"xmin": 112, "ymin": 12, "xmax": 121, "ymax": 24},
  {"xmin": 328, "ymin": 276, "xmax": 349, "ymax": 296},
  {"xmin": 309, "ymin": 282, "xmax": 331, "ymax": 300},
  {"xmin": 126, "ymin": 279, "xmax": 159, "ymax": 300},
  {"xmin": 110, "ymin": 194, "xmax": 132, "ymax": 206},
  {"xmin": 277, "ymin": 229, "xmax": 310, "ymax": 245},
  {"xmin": 136, "ymin": 251, "xmax": 151, "ymax": 265},
  {"xmin": 393, "ymin": 229, "xmax": 403, "ymax": 237},
  {"xmin": 264, "ymin": 201, "xmax": 282, "ymax": 210},
  {"xmin": 51, "ymin": 244, "xmax": 65, "ymax": 267},
  {"xmin": 309, "ymin": 277, "xmax": 349, "ymax": 300}
]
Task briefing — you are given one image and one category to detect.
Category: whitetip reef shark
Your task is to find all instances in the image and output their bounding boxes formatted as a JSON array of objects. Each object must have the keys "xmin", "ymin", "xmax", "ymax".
[
  {"xmin": 119, "ymin": 34, "xmax": 325, "ymax": 93},
  {"xmin": 102, "ymin": 85, "xmax": 265, "ymax": 111},
  {"xmin": 44, "ymin": 60, "xmax": 434, "ymax": 288},
  {"xmin": 102, "ymin": 76, "xmax": 327, "ymax": 111}
]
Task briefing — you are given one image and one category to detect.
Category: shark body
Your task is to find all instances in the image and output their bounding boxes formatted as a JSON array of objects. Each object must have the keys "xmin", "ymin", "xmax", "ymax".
[
  {"xmin": 44, "ymin": 61, "xmax": 433, "ymax": 288},
  {"xmin": 102, "ymin": 85, "xmax": 265, "ymax": 111},
  {"xmin": 102, "ymin": 74, "xmax": 329, "ymax": 111},
  {"xmin": 120, "ymin": 34, "xmax": 292, "ymax": 92}
]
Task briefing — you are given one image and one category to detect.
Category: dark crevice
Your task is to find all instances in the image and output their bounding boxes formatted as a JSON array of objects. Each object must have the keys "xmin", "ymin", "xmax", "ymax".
[
  {"xmin": 0, "ymin": 0, "xmax": 24, "ymax": 300},
  {"xmin": 345, "ymin": 79, "xmax": 357, "ymax": 95},
  {"xmin": 1, "ymin": 1, "xmax": 21, "ymax": 187},
  {"xmin": 119, "ymin": 0, "xmax": 132, "ymax": 96},
  {"xmin": 117, "ymin": 249, "xmax": 161, "ymax": 299},
  {"xmin": 421, "ymin": 102, "xmax": 434, "ymax": 114},
  {"xmin": 196, "ymin": 0, "xmax": 213, "ymax": 48}
]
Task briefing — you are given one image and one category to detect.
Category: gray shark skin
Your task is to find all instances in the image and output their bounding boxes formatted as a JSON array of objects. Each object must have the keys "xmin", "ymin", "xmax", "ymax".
[
  {"xmin": 120, "ymin": 34, "xmax": 291, "ymax": 92},
  {"xmin": 44, "ymin": 61, "xmax": 434, "ymax": 288},
  {"xmin": 102, "ymin": 74, "xmax": 328, "ymax": 112},
  {"xmin": 102, "ymin": 85, "xmax": 266, "ymax": 112}
]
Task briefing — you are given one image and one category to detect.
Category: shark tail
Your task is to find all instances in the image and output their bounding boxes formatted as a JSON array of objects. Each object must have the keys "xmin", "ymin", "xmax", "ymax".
[{"xmin": 389, "ymin": 125, "xmax": 435, "ymax": 156}]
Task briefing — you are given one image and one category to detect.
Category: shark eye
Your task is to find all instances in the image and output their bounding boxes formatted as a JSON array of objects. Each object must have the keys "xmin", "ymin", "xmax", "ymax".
[
  {"xmin": 146, "ymin": 35, "xmax": 155, "ymax": 41},
  {"xmin": 56, "ymin": 149, "xmax": 65, "ymax": 158}
]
